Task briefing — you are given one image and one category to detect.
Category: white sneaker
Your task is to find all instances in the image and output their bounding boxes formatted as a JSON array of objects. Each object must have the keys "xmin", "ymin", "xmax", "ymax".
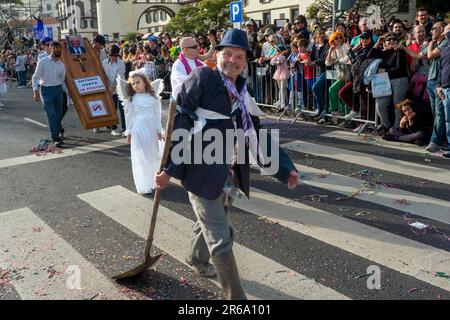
[
  {"xmin": 92, "ymin": 128, "xmax": 101, "ymax": 133},
  {"xmin": 0, "ymin": 102, "xmax": 4, "ymax": 107},
  {"xmin": 344, "ymin": 111, "xmax": 361, "ymax": 119},
  {"xmin": 111, "ymin": 128, "xmax": 122, "ymax": 136}
]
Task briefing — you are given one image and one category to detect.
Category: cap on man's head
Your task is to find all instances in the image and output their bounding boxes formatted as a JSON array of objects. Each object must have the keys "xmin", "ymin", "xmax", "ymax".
[
  {"xmin": 263, "ymin": 28, "xmax": 275, "ymax": 36},
  {"xmin": 180, "ymin": 37, "xmax": 197, "ymax": 49},
  {"xmin": 360, "ymin": 30, "xmax": 373, "ymax": 39},
  {"xmin": 245, "ymin": 20, "xmax": 254, "ymax": 26},
  {"xmin": 148, "ymin": 35, "xmax": 158, "ymax": 42}
]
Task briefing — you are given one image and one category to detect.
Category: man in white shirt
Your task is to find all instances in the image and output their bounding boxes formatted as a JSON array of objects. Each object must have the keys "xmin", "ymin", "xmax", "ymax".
[
  {"xmin": 32, "ymin": 41, "xmax": 66, "ymax": 147},
  {"xmin": 93, "ymin": 44, "xmax": 126, "ymax": 136},
  {"xmin": 170, "ymin": 37, "xmax": 205, "ymax": 100}
]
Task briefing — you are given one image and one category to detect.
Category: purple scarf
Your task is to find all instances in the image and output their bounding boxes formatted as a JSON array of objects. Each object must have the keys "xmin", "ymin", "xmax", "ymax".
[
  {"xmin": 179, "ymin": 52, "xmax": 203, "ymax": 75},
  {"xmin": 221, "ymin": 72, "xmax": 264, "ymax": 164}
]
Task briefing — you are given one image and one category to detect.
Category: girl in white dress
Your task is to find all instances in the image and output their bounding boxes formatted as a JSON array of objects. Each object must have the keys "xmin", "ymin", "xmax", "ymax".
[{"xmin": 123, "ymin": 71, "xmax": 164, "ymax": 194}]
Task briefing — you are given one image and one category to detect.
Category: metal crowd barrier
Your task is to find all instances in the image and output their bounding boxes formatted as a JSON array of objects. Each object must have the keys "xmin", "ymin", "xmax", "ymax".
[{"xmin": 246, "ymin": 61, "xmax": 379, "ymax": 135}]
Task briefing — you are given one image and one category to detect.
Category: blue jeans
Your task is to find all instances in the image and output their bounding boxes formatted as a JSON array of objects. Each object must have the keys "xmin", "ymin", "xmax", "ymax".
[
  {"xmin": 17, "ymin": 70, "xmax": 27, "ymax": 87},
  {"xmin": 427, "ymin": 79, "xmax": 446, "ymax": 144},
  {"xmin": 41, "ymin": 85, "xmax": 63, "ymax": 140},
  {"xmin": 442, "ymin": 87, "xmax": 450, "ymax": 144},
  {"xmin": 312, "ymin": 73, "xmax": 326, "ymax": 114}
]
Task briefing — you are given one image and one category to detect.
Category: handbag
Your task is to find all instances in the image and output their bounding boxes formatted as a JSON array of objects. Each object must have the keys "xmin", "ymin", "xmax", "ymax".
[{"xmin": 371, "ymin": 72, "xmax": 392, "ymax": 98}]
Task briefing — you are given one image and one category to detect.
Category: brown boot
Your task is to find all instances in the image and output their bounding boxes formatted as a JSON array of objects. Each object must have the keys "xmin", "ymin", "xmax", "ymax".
[{"xmin": 211, "ymin": 250, "xmax": 247, "ymax": 300}]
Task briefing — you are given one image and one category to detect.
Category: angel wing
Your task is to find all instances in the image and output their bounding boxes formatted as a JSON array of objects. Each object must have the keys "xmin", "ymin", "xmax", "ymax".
[
  {"xmin": 116, "ymin": 77, "xmax": 129, "ymax": 103},
  {"xmin": 151, "ymin": 78, "xmax": 164, "ymax": 98}
]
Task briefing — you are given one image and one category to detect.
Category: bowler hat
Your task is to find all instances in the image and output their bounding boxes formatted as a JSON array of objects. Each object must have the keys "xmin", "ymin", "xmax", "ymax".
[{"xmin": 215, "ymin": 28, "xmax": 252, "ymax": 59}]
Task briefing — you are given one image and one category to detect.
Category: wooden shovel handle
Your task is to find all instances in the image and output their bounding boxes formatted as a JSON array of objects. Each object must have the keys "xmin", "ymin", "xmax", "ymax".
[{"xmin": 143, "ymin": 99, "xmax": 178, "ymax": 259}]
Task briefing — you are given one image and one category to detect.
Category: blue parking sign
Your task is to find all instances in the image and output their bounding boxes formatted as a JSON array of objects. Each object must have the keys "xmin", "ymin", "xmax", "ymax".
[{"xmin": 230, "ymin": 1, "xmax": 243, "ymax": 23}]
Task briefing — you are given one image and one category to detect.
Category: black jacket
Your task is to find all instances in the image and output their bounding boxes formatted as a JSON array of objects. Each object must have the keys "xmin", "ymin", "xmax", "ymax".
[{"xmin": 164, "ymin": 67, "xmax": 296, "ymax": 199}]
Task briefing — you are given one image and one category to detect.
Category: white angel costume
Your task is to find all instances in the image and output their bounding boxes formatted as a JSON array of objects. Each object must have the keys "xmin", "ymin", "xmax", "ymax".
[{"xmin": 120, "ymin": 76, "xmax": 165, "ymax": 194}]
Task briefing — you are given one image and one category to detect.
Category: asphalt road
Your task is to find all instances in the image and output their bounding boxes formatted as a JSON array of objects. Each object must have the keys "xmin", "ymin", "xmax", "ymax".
[{"xmin": 1, "ymin": 86, "xmax": 450, "ymax": 300}]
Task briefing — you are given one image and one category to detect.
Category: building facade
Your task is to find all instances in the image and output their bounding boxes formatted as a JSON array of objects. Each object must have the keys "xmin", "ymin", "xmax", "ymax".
[{"xmin": 244, "ymin": 0, "xmax": 417, "ymax": 27}]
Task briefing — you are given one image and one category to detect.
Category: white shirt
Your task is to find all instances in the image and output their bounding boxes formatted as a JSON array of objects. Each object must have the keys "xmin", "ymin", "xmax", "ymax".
[
  {"xmin": 38, "ymin": 52, "xmax": 50, "ymax": 61},
  {"xmin": 261, "ymin": 42, "xmax": 272, "ymax": 58},
  {"xmin": 170, "ymin": 56, "xmax": 205, "ymax": 100},
  {"xmin": 32, "ymin": 56, "xmax": 66, "ymax": 91},
  {"xmin": 102, "ymin": 58, "xmax": 126, "ymax": 94}
]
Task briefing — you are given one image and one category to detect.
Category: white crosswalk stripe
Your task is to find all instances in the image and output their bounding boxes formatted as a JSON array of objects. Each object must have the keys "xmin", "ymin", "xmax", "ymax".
[
  {"xmin": 0, "ymin": 208, "xmax": 129, "ymax": 300},
  {"xmin": 282, "ymin": 140, "xmax": 450, "ymax": 185},
  {"xmin": 78, "ymin": 186, "xmax": 350, "ymax": 300}
]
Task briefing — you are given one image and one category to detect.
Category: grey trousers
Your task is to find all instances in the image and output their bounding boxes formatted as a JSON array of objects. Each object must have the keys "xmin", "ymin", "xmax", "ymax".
[
  {"xmin": 186, "ymin": 192, "xmax": 234, "ymax": 265},
  {"xmin": 375, "ymin": 77, "xmax": 409, "ymax": 128}
]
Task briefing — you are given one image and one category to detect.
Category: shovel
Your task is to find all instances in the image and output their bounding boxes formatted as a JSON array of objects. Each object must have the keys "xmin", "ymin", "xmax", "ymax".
[{"xmin": 112, "ymin": 99, "xmax": 177, "ymax": 280}]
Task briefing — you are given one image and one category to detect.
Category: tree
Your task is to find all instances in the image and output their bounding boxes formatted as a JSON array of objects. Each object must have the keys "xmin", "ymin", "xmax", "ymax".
[
  {"xmin": 306, "ymin": 0, "xmax": 401, "ymax": 25},
  {"xmin": 0, "ymin": 0, "xmax": 24, "ymax": 5},
  {"xmin": 164, "ymin": 0, "xmax": 234, "ymax": 34}
]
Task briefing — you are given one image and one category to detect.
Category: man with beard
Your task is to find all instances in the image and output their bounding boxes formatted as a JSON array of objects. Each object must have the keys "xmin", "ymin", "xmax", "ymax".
[
  {"xmin": 416, "ymin": 8, "xmax": 433, "ymax": 39},
  {"xmin": 392, "ymin": 19, "xmax": 408, "ymax": 45},
  {"xmin": 155, "ymin": 29, "xmax": 299, "ymax": 299},
  {"xmin": 32, "ymin": 41, "xmax": 66, "ymax": 147}
]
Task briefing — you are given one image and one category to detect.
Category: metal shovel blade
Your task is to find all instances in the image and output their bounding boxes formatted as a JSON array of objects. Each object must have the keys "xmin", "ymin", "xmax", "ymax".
[{"xmin": 112, "ymin": 253, "xmax": 162, "ymax": 280}]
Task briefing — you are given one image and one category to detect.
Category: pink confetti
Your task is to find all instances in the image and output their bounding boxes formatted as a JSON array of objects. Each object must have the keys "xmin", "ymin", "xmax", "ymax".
[
  {"xmin": 394, "ymin": 199, "xmax": 410, "ymax": 206},
  {"xmin": 179, "ymin": 277, "xmax": 188, "ymax": 286}
]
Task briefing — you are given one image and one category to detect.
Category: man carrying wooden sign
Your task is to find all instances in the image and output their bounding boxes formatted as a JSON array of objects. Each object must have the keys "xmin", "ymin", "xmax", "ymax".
[{"xmin": 32, "ymin": 41, "xmax": 66, "ymax": 147}]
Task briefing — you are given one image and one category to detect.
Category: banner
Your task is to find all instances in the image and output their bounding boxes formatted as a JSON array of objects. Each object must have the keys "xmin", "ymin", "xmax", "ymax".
[{"xmin": 33, "ymin": 18, "xmax": 45, "ymax": 41}]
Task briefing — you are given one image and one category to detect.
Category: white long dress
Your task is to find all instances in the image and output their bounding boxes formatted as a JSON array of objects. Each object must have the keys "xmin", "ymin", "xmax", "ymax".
[{"xmin": 124, "ymin": 93, "xmax": 163, "ymax": 194}]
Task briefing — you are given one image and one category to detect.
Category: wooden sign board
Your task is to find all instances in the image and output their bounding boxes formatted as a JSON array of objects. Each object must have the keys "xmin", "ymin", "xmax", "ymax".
[{"xmin": 59, "ymin": 36, "xmax": 118, "ymax": 129}]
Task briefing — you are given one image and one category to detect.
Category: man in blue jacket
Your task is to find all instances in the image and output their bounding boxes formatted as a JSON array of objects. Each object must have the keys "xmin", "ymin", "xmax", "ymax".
[{"xmin": 155, "ymin": 29, "xmax": 299, "ymax": 300}]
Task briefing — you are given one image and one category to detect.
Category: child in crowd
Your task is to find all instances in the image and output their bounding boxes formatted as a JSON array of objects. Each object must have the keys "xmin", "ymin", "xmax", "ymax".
[
  {"xmin": 382, "ymin": 99, "xmax": 433, "ymax": 145},
  {"xmin": 298, "ymin": 39, "xmax": 315, "ymax": 110}
]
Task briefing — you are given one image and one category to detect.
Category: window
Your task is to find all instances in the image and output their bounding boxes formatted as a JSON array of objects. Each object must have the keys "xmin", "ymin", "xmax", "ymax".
[
  {"xmin": 398, "ymin": 0, "xmax": 409, "ymax": 13},
  {"xmin": 280, "ymin": 13, "xmax": 285, "ymax": 19},
  {"xmin": 242, "ymin": 0, "xmax": 248, "ymax": 6},
  {"xmin": 263, "ymin": 12, "xmax": 271, "ymax": 26},
  {"xmin": 161, "ymin": 11, "xmax": 167, "ymax": 21},
  {"xmin": 291, "ymin": 8, "xmax": 299, "ymax": 23},
  {"xmin": 113, "ymin": 33, "xmax": 119, "ymax": 39},
  {"xmin": 47, "ymin": 4, "xmax": 52, "ymax": 11},
  {"xmin": 153, "ymin": 11, "xmax": 159, "ymax": 23},
  {"xmin": 146, "ymin": 13, "xmax": 152, "ymax": 24}
]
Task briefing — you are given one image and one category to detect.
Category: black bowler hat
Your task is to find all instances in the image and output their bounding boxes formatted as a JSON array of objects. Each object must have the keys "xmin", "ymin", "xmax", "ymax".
[{"xmin": 215, "ymin": 28, "xmax": 253, "ymax": 59}]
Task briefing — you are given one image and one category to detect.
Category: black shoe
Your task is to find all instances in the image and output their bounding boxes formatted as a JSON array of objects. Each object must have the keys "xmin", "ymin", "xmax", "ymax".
[
  {"xmin": 53, "ymin": 138, "xmax": 63, "ymax": 147},
  {"xmin": 382, "ymin": 133, "xmax": 397, "ymax": 141},
  {"xmin": 59, "ymin": 128, "xmax": 65, "ymax": 140}
]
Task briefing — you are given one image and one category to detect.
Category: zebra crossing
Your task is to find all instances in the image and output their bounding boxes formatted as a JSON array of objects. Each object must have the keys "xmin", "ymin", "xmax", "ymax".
[{"xmin": 1, "ymin": 135, "xmax": 450, "ymax": 300}]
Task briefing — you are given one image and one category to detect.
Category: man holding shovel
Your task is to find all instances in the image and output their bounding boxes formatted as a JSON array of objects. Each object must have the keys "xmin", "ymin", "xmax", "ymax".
[{"xmin": 155, "ymin": 29, "xmax": 299, "ymax": 300}]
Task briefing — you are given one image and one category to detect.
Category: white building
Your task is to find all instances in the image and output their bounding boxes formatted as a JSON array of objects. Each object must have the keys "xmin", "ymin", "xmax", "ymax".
[
  {"xmin": 56, "ymin": 0, "xmax": 191, "ymax": 41},
  {"xmin": 243, "ymin": 0, "xmax": 417, "ymax": 27}
]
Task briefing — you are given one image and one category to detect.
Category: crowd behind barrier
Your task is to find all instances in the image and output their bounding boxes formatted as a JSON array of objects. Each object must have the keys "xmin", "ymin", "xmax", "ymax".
[{"xmin": 1, "ymin": 7, "xmax": 450, "ymax": 153}]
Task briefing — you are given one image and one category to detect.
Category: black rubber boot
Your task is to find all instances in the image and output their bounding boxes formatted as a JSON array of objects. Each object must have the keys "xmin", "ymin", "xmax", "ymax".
[{"xmin": 211, "ymin": 250, "xmax": 247, "ymax": 300}]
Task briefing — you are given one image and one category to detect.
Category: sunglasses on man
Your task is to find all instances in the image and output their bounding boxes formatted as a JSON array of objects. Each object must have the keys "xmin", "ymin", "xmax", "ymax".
[{"xmin": 185, "ymin": 45, "xmax": 198, "ymax": 49}]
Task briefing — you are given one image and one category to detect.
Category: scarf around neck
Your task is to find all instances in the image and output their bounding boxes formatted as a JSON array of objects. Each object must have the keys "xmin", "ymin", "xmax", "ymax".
[{"xmin": 179, "ymin": 52, "xmax": 203, "ymax": 75}]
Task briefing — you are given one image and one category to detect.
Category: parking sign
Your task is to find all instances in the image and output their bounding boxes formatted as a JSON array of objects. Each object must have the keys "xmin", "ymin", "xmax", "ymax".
[{"xmin": 230, "ymin": 1, "xmax": 243, "ymax": 23}]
